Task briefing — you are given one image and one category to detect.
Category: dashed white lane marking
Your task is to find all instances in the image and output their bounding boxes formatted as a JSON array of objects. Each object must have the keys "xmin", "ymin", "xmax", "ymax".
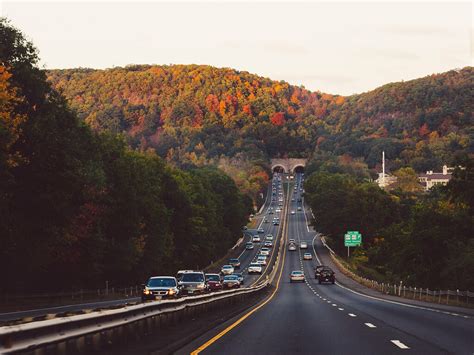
[
  {"xmin": 391, "ymin": 340, "xmax": 410, "ymax": 349},
  {"xmin": 348, "ymin": 313, "xmax": 357, "ymax": 317},
  {"xmin": 332, "ymin": 304, "xmax": 337, "ymax": 306},
  {"xmin": 338, "ymin": 308, "xmax": 344, "ymax": 311},
  {"xmin": 365, "ymin": 323, "xmax": 376, "ymax": 328},
  {"xmin": 323, "ymin": 298, "xmax": 326, "ymax": 301}
]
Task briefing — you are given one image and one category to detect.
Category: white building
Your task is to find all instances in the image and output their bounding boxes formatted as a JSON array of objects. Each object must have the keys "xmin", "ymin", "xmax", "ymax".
[{"xmin": 418, "ymin": 165, "xmax": 452, "ymax": 191}]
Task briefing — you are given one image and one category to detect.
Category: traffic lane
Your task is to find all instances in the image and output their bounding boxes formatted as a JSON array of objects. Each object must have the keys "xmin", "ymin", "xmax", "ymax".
[
  {"xmin": 289, "ymin": 210, "xmax": 448, "ymax": 354},
  {"xmin": 186, "ymin": 227, "xmax": 430, "ymax": 355},
  {"xmin": 302, "ymin": 251, "xmax": 474, "ymax": 354},
  {"xmin": 295, "ymin": 212, "xmax": 474, "ymax": 354}
]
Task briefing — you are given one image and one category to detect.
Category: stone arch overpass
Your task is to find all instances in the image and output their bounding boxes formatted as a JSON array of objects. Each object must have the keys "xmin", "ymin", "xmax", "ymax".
[{"xmin": 271, "ymin": 158, "xmax": 307, "ymax": 174}]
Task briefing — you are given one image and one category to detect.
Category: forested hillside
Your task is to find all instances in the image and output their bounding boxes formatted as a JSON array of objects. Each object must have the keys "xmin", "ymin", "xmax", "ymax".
[
  {"xmin": 47, "ymin": 65, "xmax": 473, "ymax": 178},
  {"xmin": 0, "ymin": 19, "xmax": 251, "ymax": 292}
]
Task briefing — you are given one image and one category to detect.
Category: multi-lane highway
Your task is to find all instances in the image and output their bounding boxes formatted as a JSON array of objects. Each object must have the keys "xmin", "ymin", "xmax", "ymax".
[
  {"xmin": 179, "ymin": 173, "xmax": 474, "ymax": 355},
  {"xmin": 0, "ymin": 175, "xmax": 284, "ymax": 324}
]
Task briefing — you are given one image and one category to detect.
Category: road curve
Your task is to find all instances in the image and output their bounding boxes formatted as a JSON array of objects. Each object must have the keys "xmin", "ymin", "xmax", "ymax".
[{"xmin": 178, "ymin": 173, "xmax": 474, "ymax": 355}]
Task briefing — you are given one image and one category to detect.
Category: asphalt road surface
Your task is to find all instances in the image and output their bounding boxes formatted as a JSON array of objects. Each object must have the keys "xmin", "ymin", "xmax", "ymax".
[{"xmin": 179, "ymin": 173, "xmax": 474, "ymax": 355}]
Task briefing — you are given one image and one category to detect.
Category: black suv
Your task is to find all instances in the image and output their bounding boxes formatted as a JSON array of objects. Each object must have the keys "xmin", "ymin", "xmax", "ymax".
[
  {"xmin": 318, "ymin": 267, "xmax": 335, "ymax": 284},
  {"xmin": 314, "ymin": 265, "xmax": 327, "ymax": 279}
]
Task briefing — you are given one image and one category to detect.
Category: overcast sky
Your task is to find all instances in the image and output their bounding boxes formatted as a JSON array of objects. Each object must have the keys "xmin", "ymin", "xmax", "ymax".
[{"xmin": 1, "ymin": 1, "xmax": 472, "ymax": 95}]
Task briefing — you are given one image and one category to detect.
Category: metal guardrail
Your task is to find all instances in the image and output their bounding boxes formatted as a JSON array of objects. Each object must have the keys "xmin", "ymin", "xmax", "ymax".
[
  {"xmin": 0, "ymin": 282, "xmax": 269, "ymax": 354},
  {"xmin": 321, "ymin": 237, "xmax": 474, "ymax": 307}
]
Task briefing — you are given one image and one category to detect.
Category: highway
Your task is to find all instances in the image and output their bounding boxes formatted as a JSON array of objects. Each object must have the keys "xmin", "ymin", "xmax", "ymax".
[
  {"xmin": 0, "ymin": 175, "xmax": 283, "ymax": 324},
  {"xmin": 179, "ymin": 173, "xmax": 474, "ymax": 355}
]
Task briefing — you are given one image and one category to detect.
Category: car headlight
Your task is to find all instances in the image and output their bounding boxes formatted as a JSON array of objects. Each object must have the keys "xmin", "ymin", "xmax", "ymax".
[
  {"xmin": 168, "ymin": 288, "xmax": 177, "ymax": 295},
  {"xmin": 143, "ymin": 288, "xmax": 151, "ymax": 295},
  {"xmin": 197, "ymin": 283, "xmax": 205, "ymax": 289}
]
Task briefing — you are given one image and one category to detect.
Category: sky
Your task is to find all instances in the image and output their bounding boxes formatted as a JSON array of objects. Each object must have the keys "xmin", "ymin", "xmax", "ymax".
[{"xmin": 1, "ymin": 1, "xmax": 472, "ymax": 95}]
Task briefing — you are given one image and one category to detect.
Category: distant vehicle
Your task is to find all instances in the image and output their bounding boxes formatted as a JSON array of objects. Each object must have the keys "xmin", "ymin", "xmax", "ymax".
[
  {"xmin": 288, "ymin": 243, "xmax": 297, "ymax": 251},
  {"xmin": 303, "ymin": 253, "xmax": 313, "ymax": 260},
  {"xmin": 256, "ymin": 256, "xmax": 267, "ymax": 265},
  {"xmin": 260, "ymin": 247, "xmax": 270, "ymax": 256},
  {"xmin": 205, "ymin": 273, "xmax": 222, "ymax": 292},
  {"xmin": 142, "ymin": 276, "xmax": 179, "ymax": 302},
  {"xmin": 278, "ymin": 202, "xmax": 283, "ymax": 207},
  {"xmin": 229, "ymin": 258, "xmax": 241, "ymax": 269},
  {"xmin": 297, "ymin": 198, "xmax": 302, "ymax": 202},
  {"xmin": 318, "ymin": 268, "xmax": 335, "ymax": 284},
  {"xmin": 264, "ymin": 241, "xmax": 273, "ymax": 247},
  {"xmin": 300, "ymin": 241, "xmax": 308, "ymax": 249},
  {"xmin": 290, "ymin": 271, "xmax": 305, "ymax": 282},
  {"xmin": 252, "ymin": 235, "xmax": 261, "ymax": 243},
  {"xmin": 233, "ymin": 273, "xmax": 244, "ymax": 285},
  {"xmin": 178, "ymin": 271, "xmax": 206, "ymax": 295},
  {"xmin": 264, "ymin": 218, "xmax": 269, "ymax": 223},
  {"xmin": 257, "ymin": 228, "xmax": 265, "ymax": 234},
  {"xmin": 176, "ymin": 270, "xmax": 194, "ymax": 282},
  {"xmin": 291, "ymin": 211, "xmax": 295, "ymax": 215},
  {"xmin": 266, "ymin": 234, "xmax": 274, "ymax": 241},
  {"xmin": 221, "ymin": 265, "xmax": 235, "ymax": 275},
  {"xmin": 291, "ymin": 198, "xmax": 295, "ymax": 202},
  {"xmin": 222, "ymin": 275, "xmax": 241, "ymax": 289},
  {"xmin": 248, "ymin": 263, "xmax": 263, "ymax": 274},
  {"xmin": 314, "ymin": 265, "xmax": 327, "ymax": 279},
  {"xmin": 297, "ymin": 207, "xmax": 302, "ymax": 211},
  {"xmin": 273, "ymin": 220, "xmax": 280, "ymax": 226},
  {"xmin": 275, "ymin": 208, "xmax": 281, "ymax": 212},
  {"xmin": 250, "ymin": 214, "xmax": 254, "ymax": 218},
  {"xmin": 245, "ymin": 242, "xmax": 254, "ymax": 250},
  {"xmin": 288, "ymin": 238, "xmax": 295, "ymax": 244},
  {"xmin": 268, "ymin": 210, "xmax": 274, "ymax": 214}
]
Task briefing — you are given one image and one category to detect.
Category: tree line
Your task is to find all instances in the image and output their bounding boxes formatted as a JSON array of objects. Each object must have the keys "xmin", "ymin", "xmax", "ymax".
[
  {"xmin": 304, "ymin": 158, "xmax": 474, "ymax": 290},
  {"xmin": 0, "ymin": 19, "xmax": 251, "ymax": 293}
]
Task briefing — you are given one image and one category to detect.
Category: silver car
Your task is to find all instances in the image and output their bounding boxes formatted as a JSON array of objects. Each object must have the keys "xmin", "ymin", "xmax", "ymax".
[
  {"xmin": 290, "ymin": 271, "xmax": 305, "ymax": 282},
  {"xmin": 221, "ymin": 265, "xmax": 235, "ymax": 275},
  {"xmin": 178, "ymin": 272, "xmax": 206, "ymax": 295}
]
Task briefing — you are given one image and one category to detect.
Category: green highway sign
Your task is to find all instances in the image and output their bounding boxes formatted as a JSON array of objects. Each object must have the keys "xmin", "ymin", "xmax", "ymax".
[{"xmin": 344, "ymin": 231, "xmax": 362, "ymax": 247}]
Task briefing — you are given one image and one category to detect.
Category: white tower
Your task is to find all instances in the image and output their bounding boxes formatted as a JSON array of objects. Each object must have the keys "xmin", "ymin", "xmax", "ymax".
[{"xmin": 382, "ymin": 151, "xmax": 385, "ymax": 187}]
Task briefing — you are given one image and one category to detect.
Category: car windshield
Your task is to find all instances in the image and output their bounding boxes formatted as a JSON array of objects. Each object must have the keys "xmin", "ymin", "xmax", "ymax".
[
  {"xmin": 250, "ymin": 263, "xmax": 260, "ymax": 267},
  {"xmin": 292, "ymin": 271, "xmax": 303, "ymax": 275},
  {"xmin": 229, "ymin": 259, "xmax": 239, "ymax": 263},
  {"xmin": 223, "ymin": 265, "xmax": 233, "ymax": 269},
  {"xmin": 182, "ymin": 273, "xmax": 204, "ymax": 282},
  {"xmin": 147, "ymin": 278, "xmax": 176, "ymax": 287},
  {"xmin": 224, "ymin": 275, "xmax": 238, "ymax": 280},
  {"xmin": 206, "ymin": 274, "xmax": 220, "ymax": 282}
]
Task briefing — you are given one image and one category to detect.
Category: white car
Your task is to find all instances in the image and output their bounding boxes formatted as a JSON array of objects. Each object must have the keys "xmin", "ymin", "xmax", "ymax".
[
  {"xmin": 297, "ymin": 207, "xmax": 302, "ymax": 211},
  {"xmin": 300, "ymin": 242, "xmax": 308, "ymax": 249},
  {"xmin": 288, "ymin": 238, "xmax": 295, "ymax": 244},
  {"xmin": 303, "ymin": 253, "xmax": 313, "ymax": 260},
  {"xmin": 260, "ymin": 247, "xmax": 270, "ymax": 256},
  {"xmin": 256, "ymin": 256, "xmax": 267, "ymax": 265},
  {"xmin": 221, "ymin": 265, "xmax": 234, "ymax": 275},
  {"xmin": 291, "ymin": 211, "xmax": 295, "ymax": 215},
  {"xmin": 248, "ymin": 263, "xmax": 262, "ymax": 274},
  {"xmin": 275, "ymin": 208, "xmax": 281, "ymax": 212},
  {"xmin": 265, "ymin": 234, "xmax": 274, "ymax": 241},
  {"xmin": 252, "ymin": 235, "xmax": 261, "ymax": 243},
  {"xmin": 290, "ymin": 270, "xmax": 305, "ymax": 282},
  {"xmin": 288, "ymin": 243, "xmax": 297, "ymax": 251},
  {"xmin": 257, "ymin": 228, "xmax": 264, "ymax": 234}
]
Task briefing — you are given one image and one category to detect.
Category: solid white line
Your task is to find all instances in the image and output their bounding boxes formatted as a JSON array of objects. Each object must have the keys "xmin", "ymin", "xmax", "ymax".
[
  {"xmin": 311, "ymin": 229, "xmax": 472, "ymax": 320},
  {"xmin": 365, "ymin": 323, "xmax": 376, "ymax": 328},
  {"xmin": 348, "ymin": 313, "xmax": 357, "ymax": 317},
  {"xmin": 391, "ymin": 340, "xmax": 410, "ymax": 349}
]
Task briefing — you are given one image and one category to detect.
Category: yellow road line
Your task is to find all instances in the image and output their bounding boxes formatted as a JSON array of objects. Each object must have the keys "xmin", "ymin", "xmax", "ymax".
[{"xmin": 191, "ymin": 182, "xmax": 290, "ymax": 355}]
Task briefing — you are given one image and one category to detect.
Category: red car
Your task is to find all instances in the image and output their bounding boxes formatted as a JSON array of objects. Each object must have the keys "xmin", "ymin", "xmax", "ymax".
[{"xmin": 205, "ymin": 273, "xmax": 222, "ymax": 292}]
